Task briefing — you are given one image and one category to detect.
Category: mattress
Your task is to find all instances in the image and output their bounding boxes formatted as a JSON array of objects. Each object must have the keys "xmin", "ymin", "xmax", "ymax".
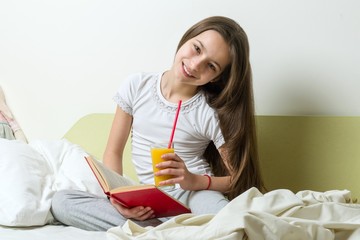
[{"xmin": 0, "ymin": 225, "xmax": 108, "ymax": 240}]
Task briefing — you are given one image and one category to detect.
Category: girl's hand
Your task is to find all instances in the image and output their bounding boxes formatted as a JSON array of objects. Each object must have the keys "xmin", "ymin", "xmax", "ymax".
[
  {"xmin": 110, "ymin": 197, "xmax": 155, "ymax": 221},
  {"xmin": 155, "ymin": 153, "xmax": 197, "ymax": 190}
]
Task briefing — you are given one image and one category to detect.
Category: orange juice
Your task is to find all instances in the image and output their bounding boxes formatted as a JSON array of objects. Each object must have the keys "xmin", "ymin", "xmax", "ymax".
[{"xmin": 151, "ymin": 143, "xmax": 174, "ymax": 187}]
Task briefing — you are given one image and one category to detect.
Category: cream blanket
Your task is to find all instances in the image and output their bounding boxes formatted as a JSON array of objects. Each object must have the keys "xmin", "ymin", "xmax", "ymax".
[{"xmin": 107, "ymin": 188, "xmax": 360, "ymax": 240}]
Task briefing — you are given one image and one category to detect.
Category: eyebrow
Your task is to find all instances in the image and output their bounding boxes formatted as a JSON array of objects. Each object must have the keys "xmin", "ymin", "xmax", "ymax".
[{"xmin": 196, "ymin": 39, "xmax": 222, "ymax": 71}]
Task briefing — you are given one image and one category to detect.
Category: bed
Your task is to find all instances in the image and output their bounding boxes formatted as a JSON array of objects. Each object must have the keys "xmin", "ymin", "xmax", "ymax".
[{"xmin": 1, "ymin": 113, "xmax": 360, "ymax": 239}]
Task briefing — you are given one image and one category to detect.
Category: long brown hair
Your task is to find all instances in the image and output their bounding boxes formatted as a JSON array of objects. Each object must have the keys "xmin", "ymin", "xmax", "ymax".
[{"xmin": 176, "ymin": 16, "xmax": 264, "ymax": 200}]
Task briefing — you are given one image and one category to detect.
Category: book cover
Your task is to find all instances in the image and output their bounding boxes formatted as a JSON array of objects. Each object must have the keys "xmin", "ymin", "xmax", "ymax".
[{"xmin": 85, "ymin": 156, "xmax": 191, "ymax": 218}]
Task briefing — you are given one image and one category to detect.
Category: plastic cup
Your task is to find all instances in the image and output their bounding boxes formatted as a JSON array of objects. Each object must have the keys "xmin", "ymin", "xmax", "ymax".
[{"xmin": 151, "ymin": 143, "xmax": 175, "ymax": 187}]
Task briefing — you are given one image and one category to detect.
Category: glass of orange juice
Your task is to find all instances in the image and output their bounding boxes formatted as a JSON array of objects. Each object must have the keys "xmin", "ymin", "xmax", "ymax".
[{"xmin": 151, "ymin": 143, "xmax": 175, "ymax": 188}]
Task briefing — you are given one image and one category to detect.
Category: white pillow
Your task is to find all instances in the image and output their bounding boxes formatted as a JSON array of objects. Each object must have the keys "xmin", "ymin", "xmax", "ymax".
[
  {"xmin": 0, "ymin": 138, "xmax": 105, "ymax": 227},
  {"xmin": 0, "ymin": 139, "xmax": 54, "ymax": 226},
  {"xmin": 29, "ymin": 139, "xmax": 105, "ymax": 196}
]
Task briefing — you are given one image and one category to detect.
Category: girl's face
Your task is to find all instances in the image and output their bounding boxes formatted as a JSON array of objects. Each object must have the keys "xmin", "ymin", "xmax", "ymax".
[{"xmin": 173, "ymin": 30, "xmax": 231, "ymax": 86}]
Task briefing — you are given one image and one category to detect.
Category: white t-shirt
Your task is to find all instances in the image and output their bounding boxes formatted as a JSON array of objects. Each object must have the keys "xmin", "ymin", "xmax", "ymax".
[{"xmin": 114, "ymin": 72, "xmax": 225, "ymax": 184}]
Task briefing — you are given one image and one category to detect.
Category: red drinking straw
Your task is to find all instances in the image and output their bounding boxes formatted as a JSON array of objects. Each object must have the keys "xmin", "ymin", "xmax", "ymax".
[{"xmin": 168, "ymin": 100, "xmax": 182, "ymax": 149}]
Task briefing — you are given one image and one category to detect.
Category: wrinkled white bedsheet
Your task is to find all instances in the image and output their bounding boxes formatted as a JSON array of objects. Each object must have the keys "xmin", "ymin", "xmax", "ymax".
[{"xmin": 108, "ymin": 188, "xmax": 360, "ymax": 240}]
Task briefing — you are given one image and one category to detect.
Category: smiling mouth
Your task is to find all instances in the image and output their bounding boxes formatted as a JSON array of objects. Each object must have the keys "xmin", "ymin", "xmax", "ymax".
[{"xmin": 183, "ymin": 64, "xmax": 194, "ymax": 78}]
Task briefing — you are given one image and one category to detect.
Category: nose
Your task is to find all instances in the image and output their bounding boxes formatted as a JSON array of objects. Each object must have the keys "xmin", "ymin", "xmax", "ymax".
[{"xmin": 189, "ymin": 56, "xmax": 205, "ymax": 72}]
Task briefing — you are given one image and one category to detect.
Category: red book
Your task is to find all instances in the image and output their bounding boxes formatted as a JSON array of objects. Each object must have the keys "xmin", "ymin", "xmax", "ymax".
[{"xmin": 85, "ymin": 156, "xmax": 191, "ymax": 218}]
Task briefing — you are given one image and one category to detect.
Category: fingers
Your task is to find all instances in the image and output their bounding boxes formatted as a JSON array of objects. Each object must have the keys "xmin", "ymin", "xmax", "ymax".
[
  {"xmin": 155, "ymin": 153, "xmax": 187, "ymax": 185},
  {"xmin": 157, "ymin": 177, "xmax": 180, "ymax": 187},
  {"xmin": 155, "ymin": 158, "xmax": 186, "ymax": 176},
  {"xmin": 155, "ymin": 167, "xmax": 184, "ymax": 179},
  {"xmin": 129, "ymin": 206, "xmax": 155, "ymax": 221},
  {"xmin": 160, "ymin": 152, "xmax": 179, "ymax": 161},
  {"xmin": 110, "ymin": 198, "xmax": 155, "ymax": 220},
  {"xmin": 156, "ymin": 153, "xmax": 183, "ymax": 169}
]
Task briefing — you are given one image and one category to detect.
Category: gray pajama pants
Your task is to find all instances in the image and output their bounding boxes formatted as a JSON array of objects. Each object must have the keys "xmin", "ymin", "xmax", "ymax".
[{"xmin": 51, "ymin": 187, "xmax": 229, "ymax": 231}]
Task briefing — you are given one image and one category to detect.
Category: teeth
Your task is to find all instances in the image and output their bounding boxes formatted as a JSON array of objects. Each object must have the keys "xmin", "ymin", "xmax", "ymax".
[{"xmin": 184, "ymin": 65, "xmax": 192, "ymax": 77}]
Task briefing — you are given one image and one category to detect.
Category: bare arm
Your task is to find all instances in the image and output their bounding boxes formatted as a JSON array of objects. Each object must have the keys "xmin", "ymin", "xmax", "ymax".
[
  {"xmin": 210, "ymin": 145, "xmax": 232, "ymax": 192},
  {"xmin": 104, "ymin": 107, "xmax": 156, "ymax": 220},
  {"xmin": 103, "ymin": 106, "xmax": 132, "ymax": 175}
]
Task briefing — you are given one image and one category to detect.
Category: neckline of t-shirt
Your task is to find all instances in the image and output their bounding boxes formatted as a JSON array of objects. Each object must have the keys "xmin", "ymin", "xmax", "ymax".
[{"xmin": 156, "ymin": 72, "xmax": 202, "ymax": 109}]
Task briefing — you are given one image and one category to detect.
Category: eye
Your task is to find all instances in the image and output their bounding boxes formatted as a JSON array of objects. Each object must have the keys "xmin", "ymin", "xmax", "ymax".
[
  {"xmin": 193, "ymin": 44, "xmax": 201, "ymax": 54},
  {"xmin": 208, "ymin": 63, "xmax": 217, "ymax": 71}
]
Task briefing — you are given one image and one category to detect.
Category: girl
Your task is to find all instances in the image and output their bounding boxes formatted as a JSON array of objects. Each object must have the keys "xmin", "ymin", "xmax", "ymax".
[{"xmin": 51, "ymin": 16, "xmax": 264, "ymax": 231}]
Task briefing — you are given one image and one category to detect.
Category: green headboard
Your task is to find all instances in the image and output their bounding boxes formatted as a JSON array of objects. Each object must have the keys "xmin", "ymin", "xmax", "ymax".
[
  {"xmin": 257, "ymin": 116, "xmax": 360, "ymax": 200},
  {"xmin": 64, "ymin": 114, "xmax": 360, "ymax": 199},
  {"xmin": 63, "ymin": 113, "xmax": 138, "ymax": 182}
]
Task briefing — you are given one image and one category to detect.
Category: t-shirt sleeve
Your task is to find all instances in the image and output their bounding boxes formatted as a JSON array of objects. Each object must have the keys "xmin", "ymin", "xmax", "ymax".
[
  {"xmin": 201, "ymin": 109, "xmax": 225, "ymax": 149},
  {"xmin": 113, "ymin": 73, "xmax": 141, "ymax": 116},
  {"xmin": 210, "ymin": 118, "xmax": 225, "ymax": 149}
]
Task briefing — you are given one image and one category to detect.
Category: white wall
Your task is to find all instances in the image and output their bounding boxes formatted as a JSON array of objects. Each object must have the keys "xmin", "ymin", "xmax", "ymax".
[{"xmin": 1, "ymin": 0, "xmax": 359, "ymax": 141}]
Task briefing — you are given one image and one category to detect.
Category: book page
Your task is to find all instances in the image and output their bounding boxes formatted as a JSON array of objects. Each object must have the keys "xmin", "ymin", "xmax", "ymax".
[{"xmin": 90, "ymin": 157, "xmax": 137, "ymax": 190}]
